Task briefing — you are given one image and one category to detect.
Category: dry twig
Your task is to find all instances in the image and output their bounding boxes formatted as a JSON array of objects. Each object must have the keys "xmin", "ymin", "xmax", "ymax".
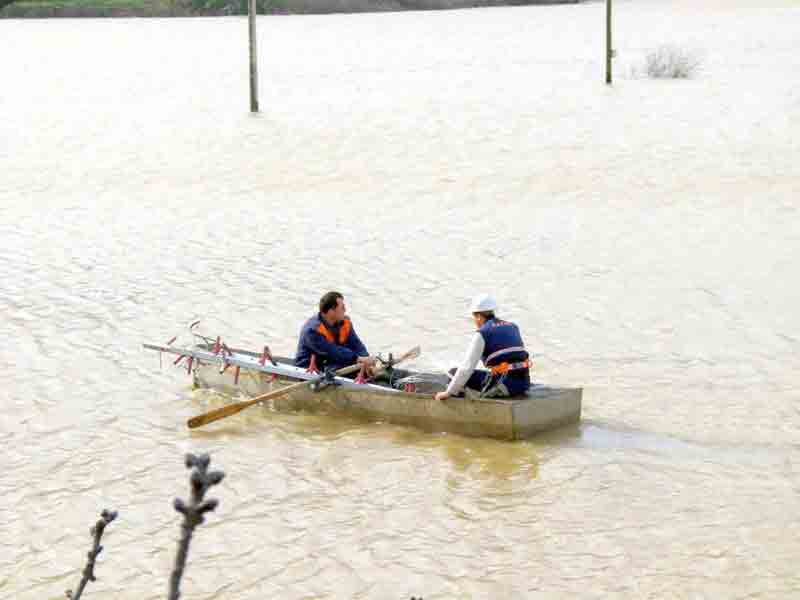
[
  {"xmin": 168, "ymin": 453, "xmax": 225, "ymax": 600},
  {"xmin": 65, "ymin": 509, "xmax": 118, "ymax": 600}
]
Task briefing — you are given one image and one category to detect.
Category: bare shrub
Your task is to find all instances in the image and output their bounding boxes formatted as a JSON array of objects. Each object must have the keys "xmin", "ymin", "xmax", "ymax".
[{"xmin": 645, "ymin": 45, "xmax": 702, "ymax": 79}]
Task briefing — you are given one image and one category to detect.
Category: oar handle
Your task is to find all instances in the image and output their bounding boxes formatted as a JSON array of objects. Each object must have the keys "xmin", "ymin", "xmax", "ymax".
[{"xmin": 368, "ymin": 345, "xmax": 420, "ymax": 380}]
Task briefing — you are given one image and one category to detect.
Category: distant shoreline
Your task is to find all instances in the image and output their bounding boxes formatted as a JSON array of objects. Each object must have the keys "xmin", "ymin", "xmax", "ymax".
[{"xmin": 1, "ymin": 0, "xmax": 580, "ymax": 19}]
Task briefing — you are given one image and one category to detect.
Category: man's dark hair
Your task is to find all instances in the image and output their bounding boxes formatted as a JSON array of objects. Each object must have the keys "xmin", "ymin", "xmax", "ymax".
[
  {"xmin": 319, "ymin": 291, "xmax": 343, "ymax": 314},
  {"xmin": 474, "ymin": 311, "xmax": 495, "ymax": 320}
]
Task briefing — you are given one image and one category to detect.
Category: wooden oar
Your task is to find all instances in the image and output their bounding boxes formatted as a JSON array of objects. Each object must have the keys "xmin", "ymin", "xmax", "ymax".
[{"xmin": 187, "ymin": 345, "xmax": 420, "ymax": 429}]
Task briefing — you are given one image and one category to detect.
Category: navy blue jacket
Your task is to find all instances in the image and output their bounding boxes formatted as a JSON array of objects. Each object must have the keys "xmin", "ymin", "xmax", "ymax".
[
  {"xmin": 479, "ymin": 318, "xmax": 529, "ymax": 367},
  {"xmin": 479, "ymin": 318, "xmax": 530, "ymax": 396},
  {"xmin": 295, "ymin": 314, "xmax": 368, "ymax": 371}
]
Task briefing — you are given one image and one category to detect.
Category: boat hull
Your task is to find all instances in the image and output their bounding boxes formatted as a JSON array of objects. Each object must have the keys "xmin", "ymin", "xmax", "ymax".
[{"xmin": 192, "ymin": 357, "xmax": 581, "ymax": 440}]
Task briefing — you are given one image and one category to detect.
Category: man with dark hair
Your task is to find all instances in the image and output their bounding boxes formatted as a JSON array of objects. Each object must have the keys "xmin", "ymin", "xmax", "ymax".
[
  {"xmin": 295, "ymin": 291, "xmax": 375, "ymax": 373},
  {"xmin": 434, "ymin": 293, "xmax": 531, "ymax": 401}
]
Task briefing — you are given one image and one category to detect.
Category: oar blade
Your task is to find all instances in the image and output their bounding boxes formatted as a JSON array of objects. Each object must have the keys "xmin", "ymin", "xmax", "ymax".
[
  {"xmin": 187, "ymin": 401, "xmax": 252, "ymax": 429},
  {"xmin": 187, "ymin": 378, "xmax": 312, "ymax": 429}
]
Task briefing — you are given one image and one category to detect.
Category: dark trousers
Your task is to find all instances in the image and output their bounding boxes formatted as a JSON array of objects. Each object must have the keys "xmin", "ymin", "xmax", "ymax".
[{"xmin": 449, "ymin": 368, "xmax": 530, "ymax": 397}]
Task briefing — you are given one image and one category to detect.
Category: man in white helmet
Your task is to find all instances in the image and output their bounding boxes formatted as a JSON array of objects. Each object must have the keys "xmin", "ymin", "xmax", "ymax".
[{"xmin": 434, "ymin": 294, "xmax": 531, "ymax": 401}]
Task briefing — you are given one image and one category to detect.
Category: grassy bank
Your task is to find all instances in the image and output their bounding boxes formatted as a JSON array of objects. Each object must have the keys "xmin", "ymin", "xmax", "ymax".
[
  {"xmin": 2, "ymin": 0, "xmax": 185, "ymax": 17},
  {"xmin": 1, "ymin": 0, "xmax": 261, "ymax": 17},
  {"xmin": 1, "ymin": 0, "xmax": 579, "ymax": 18}
]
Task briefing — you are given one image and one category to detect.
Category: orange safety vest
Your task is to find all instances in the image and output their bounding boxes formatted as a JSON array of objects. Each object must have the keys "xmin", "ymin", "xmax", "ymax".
[{"xmin": 316, "ymin": 317, "xmax": 352, "ymax": 345}]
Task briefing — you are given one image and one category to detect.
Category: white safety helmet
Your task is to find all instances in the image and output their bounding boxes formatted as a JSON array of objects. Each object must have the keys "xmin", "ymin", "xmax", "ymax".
[{"xmin": 470, "ymin": 293, "xmax": 497, "ymax": 314}]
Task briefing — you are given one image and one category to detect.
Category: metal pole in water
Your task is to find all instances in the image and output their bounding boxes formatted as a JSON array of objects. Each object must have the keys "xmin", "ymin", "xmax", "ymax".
[
  {"xmin": 248, "ymin": 0, "xmax": 259, "ymax": 112},
  {"xmin": 605, "ymin": 0, "xmax": 613, "ymax": 85}
]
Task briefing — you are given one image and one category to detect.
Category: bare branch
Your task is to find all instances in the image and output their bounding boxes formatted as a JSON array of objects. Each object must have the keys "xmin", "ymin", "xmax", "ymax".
[
  {"xmin": 65, "ymin": 509, "xmax": 119, "ymax": 600},
  {"xmin": 168, "ymin": 453, "xmax": 225, "ymax": 600}
]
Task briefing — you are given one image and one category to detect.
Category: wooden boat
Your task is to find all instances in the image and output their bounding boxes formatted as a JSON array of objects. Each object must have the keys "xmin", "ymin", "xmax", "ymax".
[{"xmin": 144, "ymin": 340, "xmax": 582, "ymax": 440}]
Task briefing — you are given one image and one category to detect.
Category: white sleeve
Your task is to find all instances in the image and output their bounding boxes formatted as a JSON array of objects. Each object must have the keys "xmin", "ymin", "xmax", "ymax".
[{"xmin": 446, "ymin": 333, "xmax": 485, "ymax": 396}]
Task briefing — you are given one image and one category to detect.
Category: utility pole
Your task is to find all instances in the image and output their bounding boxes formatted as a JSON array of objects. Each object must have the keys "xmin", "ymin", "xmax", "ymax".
[
  {"xmin": 605, "ymin": 0, "xmax": 613, "ymax": 84},
  {"xmin": 248, "ymin": 0, "xmax": 259, "ymax": 112}
]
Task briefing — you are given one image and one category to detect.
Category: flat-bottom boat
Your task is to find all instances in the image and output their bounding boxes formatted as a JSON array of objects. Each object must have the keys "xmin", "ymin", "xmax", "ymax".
[{"xmin": 144, "ymin": 339, "xmax": 582, "ymax": 440}]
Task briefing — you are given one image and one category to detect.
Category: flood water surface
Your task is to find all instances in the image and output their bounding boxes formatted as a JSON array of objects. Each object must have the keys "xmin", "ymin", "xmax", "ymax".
[{"xmin": 1, "ymin": 1, "xmax": 799, "ymax": 598}]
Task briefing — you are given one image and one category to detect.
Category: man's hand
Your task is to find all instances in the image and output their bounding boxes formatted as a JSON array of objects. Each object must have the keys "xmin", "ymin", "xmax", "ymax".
[
  {"xmin": 435, "ymin": 391, "xmax": 450, "ymax": 402},
  {"xmin": 357, "ymin": 355, "xmax": 376, "ymax": 377}
]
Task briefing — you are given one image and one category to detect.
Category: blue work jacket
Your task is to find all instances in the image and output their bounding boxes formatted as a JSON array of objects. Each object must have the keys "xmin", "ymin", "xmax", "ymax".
[{"xmin": 295, "ymin": 314, "xmax": 368, "ymax": 371}]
